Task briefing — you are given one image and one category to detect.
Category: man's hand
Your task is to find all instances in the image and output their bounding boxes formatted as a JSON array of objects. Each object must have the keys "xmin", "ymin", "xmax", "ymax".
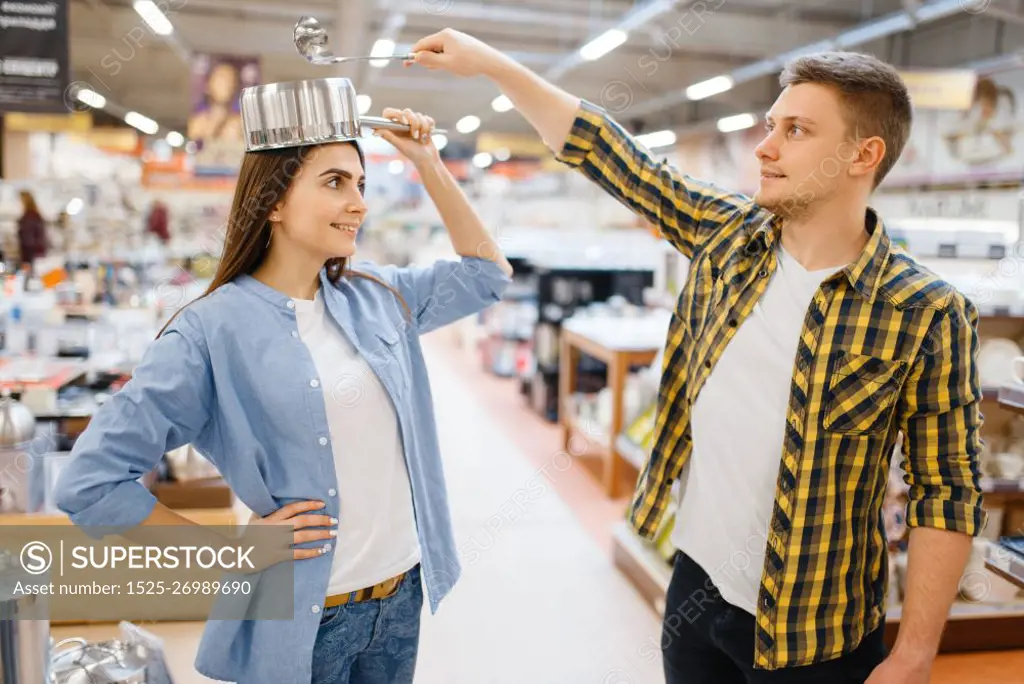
[
  {"xmin": 405, "ymin": 28, "xmax": 510, "ymax": 78},
  {"xmin": 865, "ymin": 654, "xmax": 932, "ymax": 684}
]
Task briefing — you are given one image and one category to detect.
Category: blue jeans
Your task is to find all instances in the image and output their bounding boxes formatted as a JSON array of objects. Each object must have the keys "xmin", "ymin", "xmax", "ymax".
[{"xmin": 311, "ymin": 567, "xmax": 423, "ymax": 684}]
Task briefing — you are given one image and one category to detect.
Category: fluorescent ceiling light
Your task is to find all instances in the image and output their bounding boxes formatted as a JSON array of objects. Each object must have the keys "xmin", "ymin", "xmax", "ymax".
[
  {"xmin": 579, "ymin": 28, "xmax": 627, "ymax": 61},
  {"xmin": 717, "ymin": 113, "xmax": 757, "ymax": 133},
  {"xmin": 124, "ymin": 111, "xmax": 159, "ymax": 135},
  {"xmin": 65, "ymin": 198, "xmax": 84, "ymax": 216},
  {"xmin": 133, "ymin": 0, "xmax": 173, "ymax": 36},
  {"xmin": 356, "ymin": 94, "xmax": 372, "ymax": 115},
  {"xmin": 370, "ymin": 39, "xmax": 396, "ymax": 68},
  {"xmin": 494, "ymin": 147, "xmax": 511, "ymax": 162},
  {"xmin": 388, "ymin": 159, "xmax": 405, "ymax": 175},
  {"xmin": 835, "ymin": 13, "xmax": 913, "ymax": 48},
  {"xmin": 456, "ymin": 115, "xmax": 481, "ymax": 134},
  {"xmin": 491, "ymin": 95, "xmax": 513, "ymax": 113},
  {"xmin": 432, "ymin": 133, "xmax": 448, "ymax": 151},
  {"xmin": 686, "ymin": 75, "xmax": 733, "ymax": 100},
  {"xmin": 635, "ymin": 129, "xmax": 676, "ymax": 149},
  {"xmin": 75, "ymin": 88, "xmax": 106, "ymax": 109},
  {"xmin": 472, "ymin": 152, "xmax": 493, "ymax": 168},
  {"xmin": 165, "ymin": 131, "xmax": 184, "ymax": 147}
]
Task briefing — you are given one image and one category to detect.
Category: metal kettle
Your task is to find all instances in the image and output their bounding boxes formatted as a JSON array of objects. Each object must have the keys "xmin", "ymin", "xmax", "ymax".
[
  {"xmin": 0, "ymin": 390, "xmax": 36, "ymax": 448},
  {"xmin": 0, "ymin": 549, "xmax": 51, "ymax": 684}
]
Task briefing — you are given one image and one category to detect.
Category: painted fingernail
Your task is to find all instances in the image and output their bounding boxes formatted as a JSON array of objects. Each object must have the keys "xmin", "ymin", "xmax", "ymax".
[
  {"xmin": 330, "ymin": 517, "xmax": 338, "ymax": 525},
  {"xmin": 329, "ymin": 529, "xmax": 337, "ymax": 537}
]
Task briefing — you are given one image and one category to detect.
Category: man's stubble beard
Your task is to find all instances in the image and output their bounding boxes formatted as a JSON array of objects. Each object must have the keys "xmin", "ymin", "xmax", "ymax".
[{"xmin": 755, "ymin": 183, "xmax": 837, "ymax": 222}]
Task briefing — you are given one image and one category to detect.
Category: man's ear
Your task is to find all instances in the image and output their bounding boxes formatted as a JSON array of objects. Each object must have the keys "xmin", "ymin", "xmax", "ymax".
[{"xmin": 850, "ymin": 136, "xmax": 886, "ymax": 182}]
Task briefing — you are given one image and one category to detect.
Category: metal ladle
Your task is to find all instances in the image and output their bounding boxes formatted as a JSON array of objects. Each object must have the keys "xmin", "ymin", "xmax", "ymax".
[{"xmin": 295, "ymin": 15, "xmax": 415, "ymax": 66}]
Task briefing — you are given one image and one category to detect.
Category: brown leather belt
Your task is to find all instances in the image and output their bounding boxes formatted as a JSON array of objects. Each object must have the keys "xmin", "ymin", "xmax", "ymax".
[{"xmin": 323, "ymin": 571, "xmax": 407, "ymax": 609}]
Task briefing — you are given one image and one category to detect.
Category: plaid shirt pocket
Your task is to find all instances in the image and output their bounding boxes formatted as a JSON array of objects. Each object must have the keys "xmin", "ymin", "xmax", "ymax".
[{"xmin": 823, "ymin": 351, "xmax": 908, "ymax": 436}]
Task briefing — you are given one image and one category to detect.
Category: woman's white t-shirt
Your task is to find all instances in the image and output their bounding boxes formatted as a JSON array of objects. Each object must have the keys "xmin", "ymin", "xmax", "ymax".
[{"xmin": 293, "ymin": 290, "xmax": 420, "ymax": 595}]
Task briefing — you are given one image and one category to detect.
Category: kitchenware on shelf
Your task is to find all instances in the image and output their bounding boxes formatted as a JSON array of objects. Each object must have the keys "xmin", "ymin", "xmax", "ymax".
[
  {"xmin": 0, "ymin": 390, "xmax": 39, "ymax": 514},
  {"xmin": 240, "ymin": 77, "xmax": 446, "ymax": 152},
  {"xmin": 0, "ymin": 389, "xmax": 35, "ymax": 448},
  {"xmin": 979, "ymin": 338, "xmax": 1023, "ymax": 388},
  {"xmin": 49, "ymin": 637, "xmax": 150, "ymax": 684},
  {"xmin": 0, "ymin": 549, "xmax": 50, "ymax": 684},
  {"xmin": 1013, "ymin": 356, "xmax": 1024, "ymax": 384},
  {"xmin": 294, "ymin": 15, "xmax": 414, "ymax": 65},
  {"xmin": 995, "ymin": 452, "xmax": 1024, "ymax": 480}
]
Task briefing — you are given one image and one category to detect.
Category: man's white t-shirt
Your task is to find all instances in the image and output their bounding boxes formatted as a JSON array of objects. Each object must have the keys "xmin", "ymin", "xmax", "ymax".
[
  {"xmin": 294, "ymin": 290, "xmax": 420, "ymax": 595},
  {"xmin": 672, "ymin": 245, "xmax": 844, "ymax": 615}
]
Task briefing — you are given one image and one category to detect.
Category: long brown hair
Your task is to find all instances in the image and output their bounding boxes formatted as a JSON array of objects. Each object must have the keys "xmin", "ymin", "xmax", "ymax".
[
  {"xmin": 19, "ymin": 191, "xmax": 40, "ymax": 216},
  {"xmin": 157, "ymin": 141, "xmax": 408, "ymax": 337}
]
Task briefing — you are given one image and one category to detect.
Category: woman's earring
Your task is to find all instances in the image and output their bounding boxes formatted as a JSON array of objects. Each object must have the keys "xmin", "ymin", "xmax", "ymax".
[{"xmin": 266, "ymin": 226, "xmax": 273, "ymax": 248}]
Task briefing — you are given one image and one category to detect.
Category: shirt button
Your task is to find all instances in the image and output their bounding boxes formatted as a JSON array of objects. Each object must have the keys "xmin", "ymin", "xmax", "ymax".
[
  {"xmin": 323, "ymin": 542, "xmax": 332, "ymax": 552},
  {"xmin": 311, "ymin": 605, "xmax": 320, "ymax": 613},
  {"xmin": 291, "ymin": 331, "xmax": 298, "ymax": 338},
  {"xmin": 759, "ymin": 269, "xmax": 769, "ymax": 278},
  {"xmin": 319, "ymin": 437, "xmax": 328, "ymax": 446},
  {"xmin": 328, "ymin": 488, "xmax": 337, "ymax": 497},
  {"xmin": 762, "ymin": 596, "xmax": 771, "ymax": 609},
  {"xmin": 310, "ymin": 379, "xmax": 320, "ymax": 388},
  {"xmin": 287, "ymin": 301, "xmax": 295, "ymax": 309},
  {"xmin": 704, "ymin": 360, "xmax": 712, "ymax": 369},
  {"xmin": 728, "ymin": 319, "xmax": 737, "ymax": 327}
]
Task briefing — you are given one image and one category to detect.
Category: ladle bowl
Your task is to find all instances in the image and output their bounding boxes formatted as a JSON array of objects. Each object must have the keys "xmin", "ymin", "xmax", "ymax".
[{"xmin": 294, "ymin": 15, "xmax": 414, "ymax": 66}]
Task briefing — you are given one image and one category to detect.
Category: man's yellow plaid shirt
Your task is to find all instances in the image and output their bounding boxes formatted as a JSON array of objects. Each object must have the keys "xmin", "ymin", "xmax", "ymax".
[{"xmin": 556, "ymin": 100, "xmax": 988, "ymax": 671}]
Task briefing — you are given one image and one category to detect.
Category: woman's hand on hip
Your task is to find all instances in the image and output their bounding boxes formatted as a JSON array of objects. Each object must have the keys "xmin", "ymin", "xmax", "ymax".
[
  {"xmin": 374, "ymin": 108, "xmax": 442, "ymax": 169},
  {"xmin": 240, "ymin": 500, "xmax": 337, "ymax": 572}
]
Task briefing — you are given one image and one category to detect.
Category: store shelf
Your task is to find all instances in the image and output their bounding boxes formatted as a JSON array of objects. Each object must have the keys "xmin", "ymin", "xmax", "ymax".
[
  {"xmin": 611, "ymin": 521, "xmax": 672, "ymax": 616},
  {"xmin": 615, "ymin": 433, "xmax": 649, "ymax": 472}
]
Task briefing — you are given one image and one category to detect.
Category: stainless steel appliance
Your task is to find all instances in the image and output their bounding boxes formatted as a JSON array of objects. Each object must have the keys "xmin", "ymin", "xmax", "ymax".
[{"xmin": 0, "ymin": 550, "xmax": 50, "ymax": 684}]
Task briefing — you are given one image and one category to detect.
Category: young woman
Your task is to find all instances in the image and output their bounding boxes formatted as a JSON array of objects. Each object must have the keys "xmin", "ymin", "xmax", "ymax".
[{"xmin": 54, "ymin": 107, "xmax": 513, "ymax": 684}]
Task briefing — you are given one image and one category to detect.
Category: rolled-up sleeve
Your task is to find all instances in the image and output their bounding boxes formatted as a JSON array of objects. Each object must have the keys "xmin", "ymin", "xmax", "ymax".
[
  {"xmin": 54, "ymin": 316, "xmax": 213, "ymax": 536},
  {"xmin": 555, "ymin": 99, "xmax": 749, "ymax": 259},
  {"xmin": 386, "ymin": 256, "xmax": 512, "ymax": 336},
  {"xmin": 898, "ymin": 293, "xmax": 988, "ymax": 537}
]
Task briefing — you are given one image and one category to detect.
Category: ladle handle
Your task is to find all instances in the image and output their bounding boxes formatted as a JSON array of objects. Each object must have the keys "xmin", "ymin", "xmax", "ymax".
[{"xmin": 361, "ymin": 116, "xmax": 447, "ymax": 136}]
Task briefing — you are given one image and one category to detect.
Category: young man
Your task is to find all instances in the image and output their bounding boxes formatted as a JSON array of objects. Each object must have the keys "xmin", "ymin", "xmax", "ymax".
[{"xmin": 408, "ymin": 31, "xmax": 988, "ymax": 684}]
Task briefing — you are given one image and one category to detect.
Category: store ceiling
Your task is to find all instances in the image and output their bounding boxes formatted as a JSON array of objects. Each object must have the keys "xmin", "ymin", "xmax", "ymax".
[{"xmin": 68, "ymin": 0, "xmax": 1024, "ymax": 147}]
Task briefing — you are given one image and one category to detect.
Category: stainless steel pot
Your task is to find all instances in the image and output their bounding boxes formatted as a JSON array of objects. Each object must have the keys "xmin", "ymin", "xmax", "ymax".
[
  {"xmin": 0, "ymin": 549, "xmax": 50, "ymax": 684},
  {"xmin": 0, "ymin": 390, "xmax": 35, "ymax": 448},
  {"xmin": 50, "ymin": 638, "xmax": 149, "ymax": 684},
  {"xmin": 240, "ymin": 77, "xmax": 446, "ymax": 152}
]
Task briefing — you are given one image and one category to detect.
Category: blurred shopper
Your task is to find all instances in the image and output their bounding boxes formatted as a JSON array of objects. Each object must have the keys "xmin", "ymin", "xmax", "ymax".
[
  {"xmin": 55, "ymin": 107, "xmax": 513, "ymax": 684},
  {"xmin": 17, "ymin": 190, "xmax": 48, "ymax": 266},
  {"xmin": 411, "ymin": 32, "xmax": 984, "ymax": 684},
  {"xmin": 146, "ymin": 200, "xmax": 171, "ymax": 244}
]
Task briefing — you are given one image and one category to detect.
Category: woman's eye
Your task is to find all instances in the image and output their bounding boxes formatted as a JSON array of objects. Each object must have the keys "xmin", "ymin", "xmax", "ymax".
[{"xmin": 789, "ymin": 125, "xmax": 805, "ymax": 137}]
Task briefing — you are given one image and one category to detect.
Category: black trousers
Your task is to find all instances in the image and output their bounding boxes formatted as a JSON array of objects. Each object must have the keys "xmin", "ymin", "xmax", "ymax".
[{"xmin": 662, "ymin": 551, "xmax": 888, "ymax": 684}]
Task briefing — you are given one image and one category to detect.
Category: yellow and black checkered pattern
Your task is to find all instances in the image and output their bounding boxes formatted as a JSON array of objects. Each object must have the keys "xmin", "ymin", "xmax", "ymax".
[
  {"xmin": 556, "ymin": 100, "xmax": 988, "ymax": 671},
  {"xmin": 324, "ymin": 572, "xmax": 406, "ymax": 609}
]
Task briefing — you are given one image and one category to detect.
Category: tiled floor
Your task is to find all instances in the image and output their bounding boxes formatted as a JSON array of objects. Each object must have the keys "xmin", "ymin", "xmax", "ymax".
[{"xmin": 53, "ymin": 330, "xmax": 1024, "ymax": 683}]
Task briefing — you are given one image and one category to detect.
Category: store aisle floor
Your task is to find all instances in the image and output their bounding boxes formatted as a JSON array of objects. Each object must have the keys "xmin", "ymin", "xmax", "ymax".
[{"xmin": 414, "ymin": 332, "xmax": 665, "ymax": 684}]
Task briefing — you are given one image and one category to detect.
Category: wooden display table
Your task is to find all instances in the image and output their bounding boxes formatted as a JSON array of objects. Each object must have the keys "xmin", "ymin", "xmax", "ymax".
[
  {"xmin": 0, "ymin": 507, "xmax": 240, "ymax": 527},
  {"xmin": 558, "ymin": 315, "xmax": 666, "ymax": 498}
]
